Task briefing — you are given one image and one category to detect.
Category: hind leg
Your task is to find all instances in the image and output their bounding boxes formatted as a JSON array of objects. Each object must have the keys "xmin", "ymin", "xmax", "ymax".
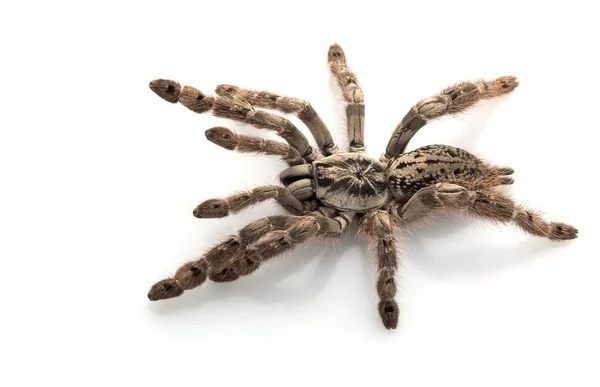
[
  {"xmin": 359, "ymin": 210, "xmax": 400, "ymax": 330},
  {"xmin": 148, "ymin": 212, "xmax": 352, "ymax": 301},
  {"xmin": 397, "ymin": 183, "xmax": 578, "ymax": 240},
  {"xmin": 214, "ymin": 209, "xmax": 353, "ymax": 279}
]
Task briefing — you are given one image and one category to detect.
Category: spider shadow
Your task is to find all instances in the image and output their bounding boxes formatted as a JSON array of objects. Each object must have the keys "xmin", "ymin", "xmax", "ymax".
[
  {"xmin": 452, "ymin": 101, "xmax": 497, "ymax": 151},
  {"xmin": 148, "ymin": 231, "xmax": 354, "ymax": 316},
  {"xmin": 402, "ymin": 215, "xmax": 565, "ymax": 277}
]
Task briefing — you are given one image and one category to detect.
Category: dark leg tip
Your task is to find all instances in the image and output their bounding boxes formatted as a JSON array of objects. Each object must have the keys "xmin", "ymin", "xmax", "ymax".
[
  {"xmin": 327, "ymin": 43, "xmax": 346, "ymax": 63},
  {"xmin": 147, "ymin": 278, "xmax": 184, "ymax": 301},
  {"xmin": 549, "ymin": 222, "xmax": 579, "ymax": 240},
  {"xmin": 205, "ymin": 127, "xmax": 238, "ymax": 150},
  {"xmin": 378, "ymin": 300, "xmax": 399, "ymax": 330},
  {"xmin": 487, "ymin": 76, "xmax": 519, "ymax": 97},
  {"xmin": 149, "ymin": 79, "xmax": 181, "ymax": 103},
  {"xmin": 193, "ymin": 199, "xmax": 229, "ymax": 219}
]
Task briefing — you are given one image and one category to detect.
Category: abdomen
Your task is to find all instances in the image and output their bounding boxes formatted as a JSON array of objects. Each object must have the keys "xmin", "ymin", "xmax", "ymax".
[{"xmin": 387, "ymin": 145, "xmax": 488, "ymax": 197}]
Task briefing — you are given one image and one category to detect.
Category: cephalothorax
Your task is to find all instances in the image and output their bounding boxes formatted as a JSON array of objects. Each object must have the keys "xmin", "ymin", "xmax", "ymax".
[{"xmin": 147, "ymin": 44, "xmax": 578, "ymax": 329}]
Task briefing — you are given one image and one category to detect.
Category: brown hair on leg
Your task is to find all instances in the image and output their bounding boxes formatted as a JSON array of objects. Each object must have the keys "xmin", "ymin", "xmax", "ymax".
[
  {"xmin": 383, "ymin": 76, "xmax": 519, "ymax": 161},
  {"xmin": 205, "ymin": 127, "xmax": 304, "ymax": 166},
  {"xmin": 359, "ymin": 210, "xmax": 400, "ymax": 330},
  {"xmin": 215, "ymin": 85, "xmax": 339, "ymax": 155},
  {"xmin": 212, "ymin": 95, "xmax": 319, "ymax": 162},
  {"xmin": 193, "ymin": 185, "xmax": 306, "ymax": 219},
  {"xmin": 149, "ymin": 79, "xmax": 214, "ymax": 113},
  {"xmin": 472, "ymin": 191, "xmax": 578, "ymax": 240},
  {"xmin": 328, "ymin": 44, "xmax": 366, "ymax": 152},
  {"xmin": 147, "ymin": 215, "xmax": 323, "ymax": 301}
]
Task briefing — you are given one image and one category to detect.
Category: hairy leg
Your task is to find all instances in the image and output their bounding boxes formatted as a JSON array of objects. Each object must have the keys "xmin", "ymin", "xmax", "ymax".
[
  {"xmin": 226, "ymin": 208, "xmax": 353, "ymax": 278},
  {"xmin": 359, "ymin": 210, "xmax": 400, "ymax": 330},
  {"xmin": 193, "ymin": 185, "xmax": 308, "ymax": 219},
  {"xmin": 398, "ymin": 183, "xmax": 578, "ymax": 240},
  {"xmin": 328, "ymin": 44, "xmax": 365, "ymax": 152},
  {"xmin": 215, "ymin": 85, "xmax": 339, "ymax": 155},
  {"xmin": 309, "ymin": 206, "xmax": 356, "ymax": 236},
  {"xmin": 149, "ymin": 79, "xmax": 319, "ymax": 162},
  {"xmin": 382, "ymin": 77, "xmax": 519, "ymax": 161},
  {"xmin": 212, "ymin": 94, "xmax": 319, "ymax": 161},
  {"xmin": 148, "ymin": 215, "xmax": 315, "ymax": 300},
  {"xmin": 149, "ymin": 79, "xmax": 213, "ymax": 113},
  {"xmin": 205, "ymin": 127, "xmax": 304, "ymax": 166},
  {"xmin": 148, "ymin": 211, "xmax": 352, "ymax": 301}
]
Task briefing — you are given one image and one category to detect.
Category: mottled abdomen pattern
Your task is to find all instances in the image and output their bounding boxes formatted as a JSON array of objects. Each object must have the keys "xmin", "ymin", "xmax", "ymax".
[
  {"xmin": 314, "ymin": 153, "xmax": 389, "ymax": 211},
  {"xmin": 387, "ymin": 145, "xmax": 494, "ymax": 197}
]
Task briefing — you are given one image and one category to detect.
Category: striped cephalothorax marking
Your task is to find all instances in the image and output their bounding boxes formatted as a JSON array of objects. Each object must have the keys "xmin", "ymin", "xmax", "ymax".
[
  {"xmin": 147, "ymin": 43, "xmax": 578, "ymax": 331},
  {"xmin": 312, "ymin": 153, "xmax": 389, "ymax": 212}
]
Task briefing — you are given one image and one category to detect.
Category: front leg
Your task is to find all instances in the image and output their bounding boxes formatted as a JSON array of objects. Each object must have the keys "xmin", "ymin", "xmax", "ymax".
[
  {"xmin": 359, "ymin": 210, "xmax": 399, "ymax": 330},
  {"xmin": 193, "ymin": 185, "xmax": 306, "ymax": 218},
  {"xmin": 328, "ymin": 44, "xmax": 365, "ymax": 153},
  {"xmin": 382, "ymin": 77, "xmax": 519, "ymax": 161}
]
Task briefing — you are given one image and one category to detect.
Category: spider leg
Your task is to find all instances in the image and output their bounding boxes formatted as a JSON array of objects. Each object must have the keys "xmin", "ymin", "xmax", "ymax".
[
  {"xmin": 358, "ymin": 210, "xmax": 399, "ymax": 330},
  {"xmin": 327, "ymin": 44, "xmax": 365, "ymax": 153},
  {"xmin": 148, "ymin": 216, "xmax": 304, "ymax": 300},
  {"xmin": 148, "ymin": 212, "xmax": 353, "ymax": 301},
  {"xmin": 397, "ymin": 183, "xmax": 578, "ymax": 240},
  {"xmin": 230, "ymin": 213, "xmax": 349, "ymax": 276},
  {"xmin": 149, "ymin": 80, "xmax": 319, "ymax": 162},
  {"xmin": 215, "ymin": 85, "xmax": 339, "ymax": 156},
  {"xmin": 227, "ymin": 209, "xmax": 353, "ymax": 277},
  {"xmin": 212, "ymin": 94, "xmax": 319, "ymax": 162},
  {"xmin": 382, "ymin": 77, "xmax": 519, "ymax": 162},
  {"xmin": 205, "ymin": 127, "xmax": 304, "ymax": 166},
  {"xmin": 149, "ymin": 79, "xmax": 212, "ymax": 111},
  {"xmin": 193, "ymin": 185, "xmax": 306, "ymax": 218}
]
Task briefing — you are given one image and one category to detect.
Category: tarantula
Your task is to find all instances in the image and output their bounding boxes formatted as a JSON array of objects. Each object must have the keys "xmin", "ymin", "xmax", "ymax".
[{"xmin": 147, "ymin": 44, "xmax": 578, "ymax": 329}]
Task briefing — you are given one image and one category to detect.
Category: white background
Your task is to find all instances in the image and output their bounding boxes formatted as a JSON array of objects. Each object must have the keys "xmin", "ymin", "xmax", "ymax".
[{"xmin": 1, "ymin": 1, "xmax": 598, "ymax": 386}]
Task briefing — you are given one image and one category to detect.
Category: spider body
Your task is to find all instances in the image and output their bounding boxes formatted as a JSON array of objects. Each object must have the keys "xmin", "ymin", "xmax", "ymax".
[
  {"xmin": 147, "ymin": 44, "xmax": 577, "ymax": 330},
  {"xmin": 278, "ymin": 144, "xmax": 502, "ymax": 214}
]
